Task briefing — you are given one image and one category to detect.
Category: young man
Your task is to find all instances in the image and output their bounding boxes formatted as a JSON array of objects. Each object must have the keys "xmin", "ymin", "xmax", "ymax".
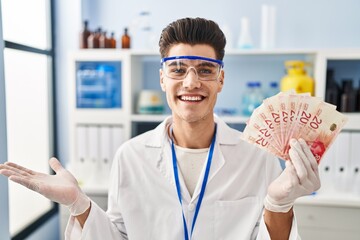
[{"xmin": 0, "ymin": 18, "xmax": 320, "ymax": 239}]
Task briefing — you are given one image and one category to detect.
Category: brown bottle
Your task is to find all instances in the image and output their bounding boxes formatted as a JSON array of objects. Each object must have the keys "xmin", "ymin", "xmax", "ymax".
[
  {"xmin": 88, "ymin": 28, "xmax": 101, "ymax": 48},
  {"xmin": 109, "ymin": 32, "xmax": 117, "ymax": 48},
  {"xmin": 121, "ymin": 28, "xmax": 131, "ymax": 49},
  {"xmin": 99, "ymin": 31, "xmax": 110, "ymax": 48},
  {"xmin": 80, "ymin": 20, "xmax": 91, "ymax": 49}
]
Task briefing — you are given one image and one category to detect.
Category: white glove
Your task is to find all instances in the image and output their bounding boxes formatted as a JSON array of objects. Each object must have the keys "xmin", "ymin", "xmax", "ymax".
[
  {"xmin": 0, "ymin": 157, "xmax": 90, "ymax": 216},
  {"xmin": 264, "ymin": 138, "xmax": 321, "ymax": 213}
]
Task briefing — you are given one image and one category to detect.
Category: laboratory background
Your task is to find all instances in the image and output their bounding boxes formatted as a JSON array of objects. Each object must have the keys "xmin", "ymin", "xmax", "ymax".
[{"xmin": 1, "ymin": 0, "xmax": 360, "ymax": 239}]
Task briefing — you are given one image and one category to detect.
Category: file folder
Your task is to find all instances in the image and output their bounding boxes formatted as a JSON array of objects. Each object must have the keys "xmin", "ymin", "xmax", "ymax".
[
  {"xmin": 334, "ymin": 132, "xmax": 351, "ymax": 192},
  {"xmin": 112, "ymin": 126, "xmax": 125, "ymax": 161},
  {"xmin": 350, "ymin": 132, "xmax": 360, "ymax": 195}
]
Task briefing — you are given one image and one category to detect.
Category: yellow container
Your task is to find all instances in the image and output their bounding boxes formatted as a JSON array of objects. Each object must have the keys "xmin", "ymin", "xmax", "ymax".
[{"xmin": 280, "ymin": 60, "xmax": 314, "ymax": 96}]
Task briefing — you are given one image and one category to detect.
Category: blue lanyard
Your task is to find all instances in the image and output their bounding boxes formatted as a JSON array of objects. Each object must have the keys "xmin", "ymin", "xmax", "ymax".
[{"xmin": 170, "ymin": 124, "xmax": 217, "ymax": 240}]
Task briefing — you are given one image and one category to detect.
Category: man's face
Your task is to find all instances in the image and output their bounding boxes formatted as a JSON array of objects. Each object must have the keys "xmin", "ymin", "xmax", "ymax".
[{"xmin": 160, "ymin": 43, "xmax": 224, "ymax": 123}]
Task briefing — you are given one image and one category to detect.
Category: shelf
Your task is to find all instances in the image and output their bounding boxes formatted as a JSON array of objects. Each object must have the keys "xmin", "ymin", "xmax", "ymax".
[
  {"xmin": 225, "ymin": 48, "xmax": 318, "ymax": 56},
  {"xmin": 74, "ymin": 109, "xmax": 129, "ymax": 125},
  {"xmin": 343, "ymin": 113, "xmax": 360, "ymax": 130},
  {"xmin": 295, "ymin": 193, "xmax": 360, "ymax": 208}
]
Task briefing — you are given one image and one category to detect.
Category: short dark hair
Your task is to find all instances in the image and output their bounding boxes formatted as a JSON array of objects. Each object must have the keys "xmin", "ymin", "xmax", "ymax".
[{"xmin": 159, "ymin": 17, "xmax": 226, "ymax": 60}]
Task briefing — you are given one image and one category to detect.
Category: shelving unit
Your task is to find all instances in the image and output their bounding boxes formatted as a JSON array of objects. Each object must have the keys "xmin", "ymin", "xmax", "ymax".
[{"xmin": 61, "ymin": 48, "xmax": 360, "ymax": 239}]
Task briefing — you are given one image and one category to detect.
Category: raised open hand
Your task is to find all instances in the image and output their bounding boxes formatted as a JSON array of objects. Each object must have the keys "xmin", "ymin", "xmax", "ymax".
[{"xmin": 0, "ymin": 157, "xmax": 90, "ymax": 216}]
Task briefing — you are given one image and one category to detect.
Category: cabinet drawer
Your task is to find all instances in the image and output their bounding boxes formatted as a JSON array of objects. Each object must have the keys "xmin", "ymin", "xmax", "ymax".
[{"xmin": 294, "ymin": 204, "xmax": 360, "ymax": 231}]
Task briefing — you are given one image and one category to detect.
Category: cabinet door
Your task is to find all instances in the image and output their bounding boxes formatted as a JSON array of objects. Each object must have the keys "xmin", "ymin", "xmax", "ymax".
[{"xmin": 294, "ymin": 204, "xmax": 360, "ymax": 240}]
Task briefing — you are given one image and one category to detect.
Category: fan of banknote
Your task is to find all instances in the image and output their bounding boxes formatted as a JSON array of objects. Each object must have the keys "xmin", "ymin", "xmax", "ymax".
[{"xmin": 241, "ymin": 90, "xmax": 348, "ymax": 163}]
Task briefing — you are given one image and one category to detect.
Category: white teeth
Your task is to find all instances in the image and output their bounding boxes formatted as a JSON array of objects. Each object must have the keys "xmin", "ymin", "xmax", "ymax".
[{"xmin": 180, "ymin": 96, "xmax": 202, "ymax": 101}]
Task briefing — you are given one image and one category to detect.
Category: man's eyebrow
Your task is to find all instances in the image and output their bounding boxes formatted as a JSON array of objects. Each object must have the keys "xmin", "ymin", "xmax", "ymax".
[
  {"xmin": 167, "ymin": 61, "xmax": 188, "ymax": 67},
  {"xmin": 197, "ymin": 61, "xmax": 217, "ymax": 67}
]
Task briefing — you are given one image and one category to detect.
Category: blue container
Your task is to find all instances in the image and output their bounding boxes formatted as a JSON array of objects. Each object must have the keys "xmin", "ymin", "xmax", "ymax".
[{"xmin": 76, "ymin": 61, "xmax": 122, "ymax": 108}]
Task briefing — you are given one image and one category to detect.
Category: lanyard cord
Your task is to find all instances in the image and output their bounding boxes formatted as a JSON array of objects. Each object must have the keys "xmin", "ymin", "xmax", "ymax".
[{"xmin": 170, "ymin": 124, "xmax": 217, "ymax": 240}]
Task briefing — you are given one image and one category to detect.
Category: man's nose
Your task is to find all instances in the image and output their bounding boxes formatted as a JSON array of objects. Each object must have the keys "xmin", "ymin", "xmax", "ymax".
[{"xmin": 182, "ymin": 68, "xmax": 201, "ymax": 89}]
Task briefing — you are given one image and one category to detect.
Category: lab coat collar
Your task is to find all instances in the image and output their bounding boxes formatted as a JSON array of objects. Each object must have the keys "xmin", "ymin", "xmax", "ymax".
[{"xmin": 143, "ymin": 115, "xmax": 239, "ymax": 202}]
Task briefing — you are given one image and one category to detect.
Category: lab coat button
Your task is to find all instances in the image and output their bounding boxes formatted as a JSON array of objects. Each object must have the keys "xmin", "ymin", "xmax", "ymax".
[{"xmin": 188, "ymin": 203, "xmax": 195, "ymax": 211}]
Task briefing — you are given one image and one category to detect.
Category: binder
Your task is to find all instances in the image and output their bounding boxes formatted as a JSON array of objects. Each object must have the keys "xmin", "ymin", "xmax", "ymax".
[
  {"xmin": 75, "ymin": 125, "xmax": 88, "ymax": 185},
  {"xmin": 111, "ymin": 126, "xmax": 125, "ymax": 161},
  {"xmin": 87, "ymin": 125, "xmax": 100, "ymax": 185},
  {"xmin": 76, "ymin": 125, "xmax": 88, "ymax": 163},
  {"xmin": 350, "ymin": 132, "xmax": 360, "ymax": 195},
  {"xmin": 318, "ymin": 141, "xmax": 336, "ymax": 194},
  {"xmin": 99, "ymin": 125, "xmax": 112, "ymax": 185},
  {"xmin": 333, "ymin": 132, "xmax": 351, "ymax": 192}
]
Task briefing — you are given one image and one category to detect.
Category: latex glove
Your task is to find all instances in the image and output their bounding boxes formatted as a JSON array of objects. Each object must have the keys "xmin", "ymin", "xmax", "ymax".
[
  {"xmin": 264, "ymin": 138, "xmax": 321, "ymax": 213},
  {"xmin": 0, "ymin": 157, "xmax": 90, "ymax": 216}
]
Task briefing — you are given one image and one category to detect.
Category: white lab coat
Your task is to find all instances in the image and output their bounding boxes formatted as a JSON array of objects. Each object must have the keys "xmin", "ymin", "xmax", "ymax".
[{"xmin": 66, "ymin": 116, "xmax": 299, "ymax": 240}]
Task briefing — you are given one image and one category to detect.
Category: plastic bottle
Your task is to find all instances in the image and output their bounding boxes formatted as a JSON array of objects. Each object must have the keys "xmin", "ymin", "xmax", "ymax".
[
  {"xmin": 237, "ymin": 17, "xmax": 253, "ymax": 49},
  {"xmin": 121, "ymin": 28, "xmax": 131, "ymax": 49},
  {"xmin": 280, "ymin": 60, "xmax": 314, "ymax": 95},
  {"xmin": 241, "ymin": 81, "xmax": 264, "ymax": 116},
  {"xmin": 265, "ymin": 81, "xmax": 279, "ymax": 98},
  {"xmin": 80, "ymin": 20, "xmax": 91, "ymax": 49}
]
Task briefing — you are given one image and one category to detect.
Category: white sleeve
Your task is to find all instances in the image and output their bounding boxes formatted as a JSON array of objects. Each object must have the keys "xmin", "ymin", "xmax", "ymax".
[
  {"xmin": 256, "ymin": 211, "xmax": 301, "ymax": 240},
  {"xmin": 65, "ymin": 200, "xmax": 127, "ymax": 240}
]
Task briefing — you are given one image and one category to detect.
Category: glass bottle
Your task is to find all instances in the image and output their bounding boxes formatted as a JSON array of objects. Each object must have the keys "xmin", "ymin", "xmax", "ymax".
[
  {"xmin": 80, "ymin": 20, "xmax": 91, "ymax": 49},
  {"xmin": 237, "ymin": 17, "xmax": 253, "ymax": 49},
  {"xmin": 265, "ymin": 81, "xmax": 279, "ymax": 98},
  {"xmin": 121, "ymin": 28, "xmax": 131, "ymax": 49},
  {"xmin": 109, "ymin": 32, "xmax": 117, "ymax": 48},
  {"xmin": 99, "ymin": 31, "xmax": 106, "ymax": 48},
  {"xmin": 241, "ymin": 81, "xmax": 264, "ymax": 116},
  {"xmin": 88, "ymin": 27, "xmax": 101, "ymax": 49}
]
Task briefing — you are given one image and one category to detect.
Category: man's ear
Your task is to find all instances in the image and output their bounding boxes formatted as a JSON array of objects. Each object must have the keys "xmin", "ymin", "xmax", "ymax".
[
  {"xmin": 217, "ymin": 70, "xmax": 225, "ymax": 93},
  {"xmin": 160, "ymin": 69, "xmax": 166, "ymax": 92}
]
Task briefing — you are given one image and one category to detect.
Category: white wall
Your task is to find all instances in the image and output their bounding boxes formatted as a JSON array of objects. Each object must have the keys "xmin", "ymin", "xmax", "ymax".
[{"xmin": 82, "ymin": 0, "xmax": 360, "ymax": 49}]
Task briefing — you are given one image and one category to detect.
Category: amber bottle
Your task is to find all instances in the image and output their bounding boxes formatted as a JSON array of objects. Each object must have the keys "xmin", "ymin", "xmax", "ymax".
[
  {"xmin": 121, "ymin": 28, "xmax": 131, "ymax": 49},
  {"xmin": 88, "ymin": 28, "xmax": 101, "ymax": 48},
  {"xmin": 80, "ymin": 20, "xmax": 91, "ymax": 49},
  {"xmin": 99, "ymin": 31, "xmax": 110, "ymax": 48},
  {"xmin": 109, "ymin": 32, "xmax": 117, "ymax": 48}
]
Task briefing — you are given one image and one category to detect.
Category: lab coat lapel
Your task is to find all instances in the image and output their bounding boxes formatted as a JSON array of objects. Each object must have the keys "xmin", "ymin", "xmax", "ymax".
[
  {"xmin": 190, "ymin": 116, "xmax": 238, "ymax": 202},
  {"xmin": 144, "ymin": 116, "xmax": 191, "ymax": 201},
  {"xmin": 144, "ymin": 117, "xmax": 175, "ymax": 186}
]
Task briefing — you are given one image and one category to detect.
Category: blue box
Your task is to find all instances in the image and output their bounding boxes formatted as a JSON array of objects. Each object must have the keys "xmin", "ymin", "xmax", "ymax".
[{"xmin": 76, "ymin": 61, "xmax": 122, "ymax": 108}]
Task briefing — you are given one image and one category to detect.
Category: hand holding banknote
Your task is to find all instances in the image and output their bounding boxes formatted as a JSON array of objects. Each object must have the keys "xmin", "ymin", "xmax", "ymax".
[
  {"xmin": 264, "ymin": 138, "xmax": 321, "ymax": 212},
  {"xmin": 241, "ymin": 91, "xmax": 347, "ymax": 212},
  {"xmin": 242, "ymin": 91, "xmax": 348, "ymax": 163}
]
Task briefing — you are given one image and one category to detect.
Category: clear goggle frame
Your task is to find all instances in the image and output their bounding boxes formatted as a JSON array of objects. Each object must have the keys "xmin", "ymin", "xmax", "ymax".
[{"xmin": 161, "ymin": 56, "xmax": 224, "ymax": 81}]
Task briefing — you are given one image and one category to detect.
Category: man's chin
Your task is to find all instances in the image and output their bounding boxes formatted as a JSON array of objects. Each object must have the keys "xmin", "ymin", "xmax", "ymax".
[{"xmin": 175, "ymin": 111, "xmax": 212, "ymax": 123}]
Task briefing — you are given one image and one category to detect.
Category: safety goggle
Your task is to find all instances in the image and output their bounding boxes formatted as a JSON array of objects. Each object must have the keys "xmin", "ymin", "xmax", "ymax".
[{"xmin": 160, "ymin": 56, "xmax": 224, "ymax": 81}]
